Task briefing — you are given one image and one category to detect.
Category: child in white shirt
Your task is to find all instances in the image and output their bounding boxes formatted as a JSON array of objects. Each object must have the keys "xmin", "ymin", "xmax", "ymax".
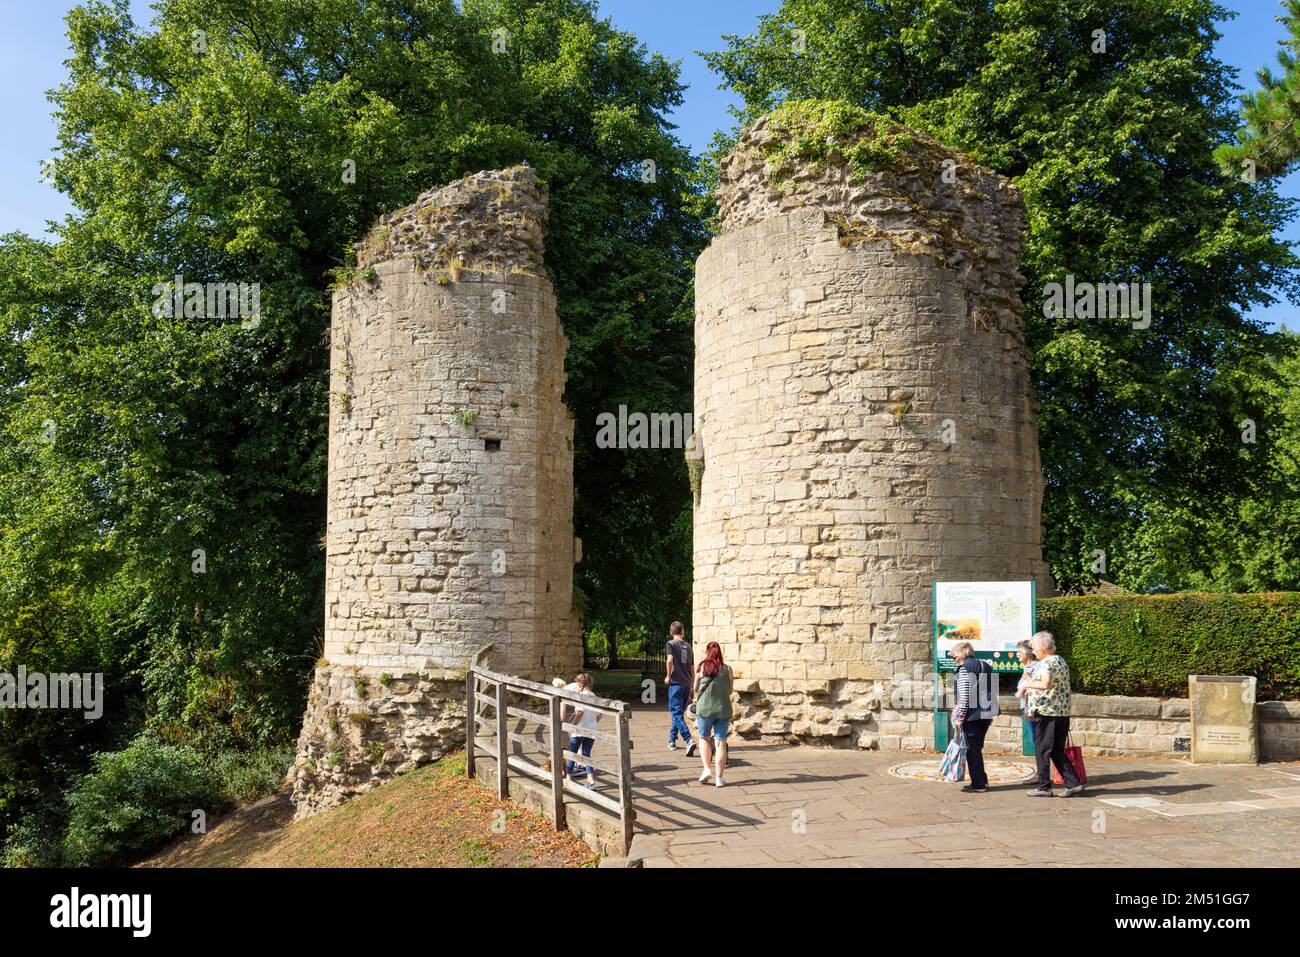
[{"xmin": 565, "ymin": 673, "xmax": 600, "ymax": 787}]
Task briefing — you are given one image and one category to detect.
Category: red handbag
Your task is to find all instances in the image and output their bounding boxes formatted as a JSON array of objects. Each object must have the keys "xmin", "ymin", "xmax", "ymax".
[{"xmin": 1051, "ymin": 733, "xmax": 1087, "ymax": 785}]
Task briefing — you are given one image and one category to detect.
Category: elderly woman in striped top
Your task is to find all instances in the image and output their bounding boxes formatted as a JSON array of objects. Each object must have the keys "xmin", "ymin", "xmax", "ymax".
[{"xmin": 950, "ymin": 641, "xmax": 999, "ymax": 793}]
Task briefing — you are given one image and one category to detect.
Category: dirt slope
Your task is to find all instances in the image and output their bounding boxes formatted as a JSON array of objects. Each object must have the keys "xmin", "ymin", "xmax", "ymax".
[{"xmin": 141, "ymin": 752, "xmax": 596, "ymax": 868}]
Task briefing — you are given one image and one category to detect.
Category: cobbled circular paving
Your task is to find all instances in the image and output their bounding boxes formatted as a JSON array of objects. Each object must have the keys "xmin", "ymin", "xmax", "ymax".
[{"xmin": 888, "ymin": 759, "xmax": 1038, "ymax": 785}]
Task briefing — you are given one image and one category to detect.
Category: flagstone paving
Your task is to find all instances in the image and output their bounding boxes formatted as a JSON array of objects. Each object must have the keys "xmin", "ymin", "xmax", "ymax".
[{"xmin": 626, "ymin": 702, "xmax": 1300, "ymax": 868}]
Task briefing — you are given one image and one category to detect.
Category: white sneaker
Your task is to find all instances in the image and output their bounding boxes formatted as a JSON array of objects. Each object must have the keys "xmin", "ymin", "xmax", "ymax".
[
  {"xmin": 685, "ymin": 741, "xmax": 698, "ymax": 757},
  {"xmin": 714, "ymin": 775, "xmax": 725, "ymax": 788},
  {"xmin": 668, "ymin": 742, "xmax": 678, "ymax": 751},
  {"xmin": 698, "ymin": 768, "xmax": 712, "ymax": 783}
]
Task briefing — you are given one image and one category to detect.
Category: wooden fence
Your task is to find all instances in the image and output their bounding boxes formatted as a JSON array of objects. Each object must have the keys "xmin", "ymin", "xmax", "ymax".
[{"xmin": 465, "ymin": 662, "xmax": 635, "ymax": 855}]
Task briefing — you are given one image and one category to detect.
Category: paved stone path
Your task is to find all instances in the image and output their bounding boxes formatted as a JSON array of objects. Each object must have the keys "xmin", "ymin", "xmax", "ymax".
[{"xmin": 626, "ymin": 703, "xmax": 1300, "ymax": 867}]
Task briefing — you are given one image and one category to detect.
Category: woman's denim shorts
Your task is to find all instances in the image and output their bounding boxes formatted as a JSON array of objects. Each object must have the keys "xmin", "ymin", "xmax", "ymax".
[{"xmin": 696, "ymin": 715, "xmax": 730, "ymax": 741}]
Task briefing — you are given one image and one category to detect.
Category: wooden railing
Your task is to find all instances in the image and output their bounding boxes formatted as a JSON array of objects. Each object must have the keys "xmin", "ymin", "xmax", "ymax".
[{"xmin": 465, "ymin": 660, "xmax": 635, "ymax": 855}]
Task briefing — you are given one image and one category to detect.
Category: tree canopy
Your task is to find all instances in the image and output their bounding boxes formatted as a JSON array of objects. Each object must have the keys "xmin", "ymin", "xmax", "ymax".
[
  {"xmin": 703, "ymin": 0, "xmax": 1300, "ymax": 593},
  {"xmin": 0, "ymin": 0, "xmax": 703, "ymax": 853},
  {"xmin": 3, "ymin": 0, "xmax": 1298, "ymax": 866},
  {"xmin": 1215, "ymin": 0, "xmax": 1300, "ymax": 179}
]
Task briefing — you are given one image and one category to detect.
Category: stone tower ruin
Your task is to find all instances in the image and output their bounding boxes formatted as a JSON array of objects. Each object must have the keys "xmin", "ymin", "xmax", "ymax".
[
  {"xmin": 292, "ymin": 165, "xmax": 581, "ymax": 816},
  {"xmin": 692, "ymin": 103, "xmax": 1053, "ymax": 751}
]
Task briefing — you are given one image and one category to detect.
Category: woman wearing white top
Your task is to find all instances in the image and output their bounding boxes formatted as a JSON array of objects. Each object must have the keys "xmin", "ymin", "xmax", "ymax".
[
  {"xmin": 1015, "ymin": 639, "xmax": 1040, "ymax": 714},
  {"xmin": 565, "ymin": 674, "xmax": 600, "ymax": 788}
]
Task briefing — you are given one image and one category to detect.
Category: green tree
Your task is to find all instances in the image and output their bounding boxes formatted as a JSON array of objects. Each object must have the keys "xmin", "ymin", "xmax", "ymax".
[
  {"xmin": 1215, "ymin": 0, "xmax": 1300, "ymax": 180},
  {"xmin": 0, "ymin": 0, "xmax": 701, "ymax": 852},
  {"xmin": 1124, "ymin": 332, "xmax": 1300, "ymax": 591},
  {"xmin": 703, "ymin": 0, "xmax": 1299, "ymax": 592}
]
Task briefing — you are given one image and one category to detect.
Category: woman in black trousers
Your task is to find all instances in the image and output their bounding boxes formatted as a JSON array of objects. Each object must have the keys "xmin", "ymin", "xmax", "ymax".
[
  {"xmin": 1019, "ymin": 631, "xmax": 1084, "ymax": 797},
  {"xmin": 950, "ymin": 641, "xmax": 999, "ymax": 793}
]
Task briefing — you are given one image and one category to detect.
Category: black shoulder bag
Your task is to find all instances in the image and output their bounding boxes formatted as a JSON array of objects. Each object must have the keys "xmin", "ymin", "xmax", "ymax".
[{"xmin": 688, "ymin": 673, "xmax": 714, "ymax": 717}]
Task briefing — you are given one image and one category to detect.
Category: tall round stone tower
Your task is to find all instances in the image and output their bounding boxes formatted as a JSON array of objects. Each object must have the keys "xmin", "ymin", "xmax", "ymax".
[
  {"xmin": 692, "ymin": 102, "xmax": 1053, "ymax": 751},
  {"xmin": 293, "ymin": 165, "xmax": 581, "ymax": 816}
]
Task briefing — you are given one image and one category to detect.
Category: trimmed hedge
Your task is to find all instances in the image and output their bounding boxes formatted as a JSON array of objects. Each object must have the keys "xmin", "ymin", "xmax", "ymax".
[{"xmin": 1037, "ymin": 593, "xmax": 1300, "ymax": 700}]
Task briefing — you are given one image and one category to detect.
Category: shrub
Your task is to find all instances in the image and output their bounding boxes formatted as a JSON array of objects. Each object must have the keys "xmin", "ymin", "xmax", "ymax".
[
  {"xmin": 62, "ymin": 734, "xmax": 217, "ymax": 866},
  {"xmin": 2, "ymin": 811, "xmax": 65, "ymax": 868},
  {"xmin": 1037, "ymin": 593, "xmax": 1300, "ymax": 700},
  {"xmin": 212, "ymin": 746, "xmax": 294, "ymax": 804}
]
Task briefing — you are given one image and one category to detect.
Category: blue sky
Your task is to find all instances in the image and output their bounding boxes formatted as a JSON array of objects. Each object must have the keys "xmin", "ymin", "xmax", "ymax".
[{"xmin": 1, "ymin": 0, "xmax": 1295, "ymax": 327}]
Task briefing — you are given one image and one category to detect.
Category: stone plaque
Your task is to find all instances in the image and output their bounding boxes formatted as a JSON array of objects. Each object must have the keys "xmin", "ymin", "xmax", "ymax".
[{"xmin": 1189, "ymin": 675, "xmax": 1258, "ymax": 765}]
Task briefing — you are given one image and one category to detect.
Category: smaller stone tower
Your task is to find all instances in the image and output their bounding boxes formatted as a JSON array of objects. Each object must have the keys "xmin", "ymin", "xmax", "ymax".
[{"xmin": 292, "ymin": 165, "xmax": 581, "ymax": 817}]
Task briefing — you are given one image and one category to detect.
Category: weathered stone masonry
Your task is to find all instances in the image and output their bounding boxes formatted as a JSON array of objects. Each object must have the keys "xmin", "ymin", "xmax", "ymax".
[
  {"xmin": 692, "ymin": 109, "xmax": 1054, "ymax": 751},
  {"xmin": 292, "ymin": 165, "xmax": 581, "ymax": 816}
]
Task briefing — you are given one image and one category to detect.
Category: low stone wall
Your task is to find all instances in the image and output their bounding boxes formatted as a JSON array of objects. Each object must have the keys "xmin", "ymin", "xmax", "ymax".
[
  {"xmin": 1261, "ymin": 701, "xmax": 1300, "ymax": 761},
  {"xmin": 880, "ymin": 693, "xmax": 1300, "ymax": 760},
  {"xmin": 977, "ymin": 694, "xmax": 1192, "ymax": 757},
  {"xmin": 290, "ymin": 665, "xmax": 466, "ymax": 819}
]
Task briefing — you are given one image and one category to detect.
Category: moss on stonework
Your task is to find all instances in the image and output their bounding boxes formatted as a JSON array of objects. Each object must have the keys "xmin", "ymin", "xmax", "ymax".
[
  {"xmin": 686, "ymin": 454, "xmax": 704, "ymax": 506},
  {"xmin": 684, "ymin": 431, "xmax": 704, "ymax": 506},
  {"xmin": 828, "ymin": 212, "xmax": 944, "ymax": 263},
  {"xmin": 762, "ymin": 100, "xmax": 918, "ymax": 186},
  {"xmin": 354, "ymin": 165, "xmax": 547, "ymax": 278},
  {"xmin": 752, "ymin": 100, "xmax": 1000, "ymax": 267}
]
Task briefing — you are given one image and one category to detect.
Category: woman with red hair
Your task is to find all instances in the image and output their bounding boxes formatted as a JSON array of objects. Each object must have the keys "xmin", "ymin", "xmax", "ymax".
[{"xmin": 692, "ymin": 642, "xmax": 735, "ymax": 787}]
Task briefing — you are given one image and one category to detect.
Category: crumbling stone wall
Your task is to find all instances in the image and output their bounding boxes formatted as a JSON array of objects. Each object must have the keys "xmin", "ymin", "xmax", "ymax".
[
  {"xmin": 293, "ymin": 165, "xmax": 581, "ymax": 816},
  {"xmin": 692, "ymin": 104, "xmax": 1053, "ymax": 751}
]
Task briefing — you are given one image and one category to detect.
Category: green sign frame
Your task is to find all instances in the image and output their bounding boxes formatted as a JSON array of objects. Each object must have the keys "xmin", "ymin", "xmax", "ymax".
[{"xmin": 932, "ymin": 580, "xmax": 1037, "ymax": 756}]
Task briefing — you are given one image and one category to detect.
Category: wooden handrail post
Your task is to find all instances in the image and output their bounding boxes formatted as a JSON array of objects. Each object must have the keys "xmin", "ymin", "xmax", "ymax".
[
  {"xmin": 616, "ymin": 709, "xmax": 634, "ymax": 855},
  {"xmin": 465, "ymin": 669, "xmax": 476, "ymax": 779},
  {"xmin": 549, "ymin": 695, "xmax": 566, "ymax": 831},
  {"xmin": 495, "ymin": 679, "xmax": 509, "ymax": 800}
]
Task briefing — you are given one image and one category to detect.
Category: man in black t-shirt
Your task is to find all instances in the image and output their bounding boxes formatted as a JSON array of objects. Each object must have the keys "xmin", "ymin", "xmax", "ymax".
[{"xmin": 664, "ymin": 621, "xmax": 697, "ymax": 756}]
